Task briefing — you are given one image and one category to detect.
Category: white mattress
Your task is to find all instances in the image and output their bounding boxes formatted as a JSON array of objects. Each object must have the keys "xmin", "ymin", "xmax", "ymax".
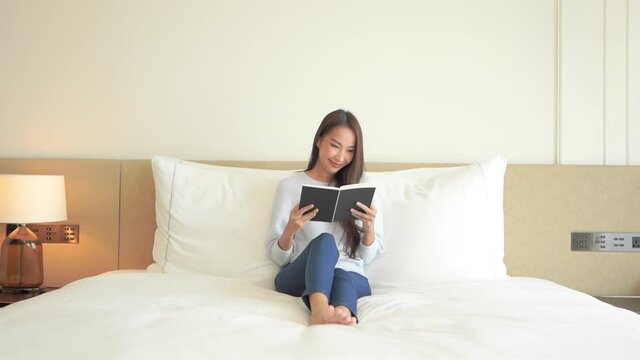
[{"xmin": 1, "ymin": 271, "xmax": 639, "ymax": 359}]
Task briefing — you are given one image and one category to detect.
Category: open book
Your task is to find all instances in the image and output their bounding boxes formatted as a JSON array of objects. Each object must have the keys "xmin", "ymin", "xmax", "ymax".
[{"xmin": 299, "ymin": 183, "xmax": 376, "ymax": 223}]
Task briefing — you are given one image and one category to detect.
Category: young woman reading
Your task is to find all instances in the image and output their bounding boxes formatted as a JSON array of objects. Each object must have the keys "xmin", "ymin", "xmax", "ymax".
[{"xmin": 266, "ymin": 109, "xmax": 384, "ymax": 325}]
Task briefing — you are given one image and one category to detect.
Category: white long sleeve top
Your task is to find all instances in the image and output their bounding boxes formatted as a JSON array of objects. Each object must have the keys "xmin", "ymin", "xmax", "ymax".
[{"xmin": 266, "ymin": 171, "xmax": 384, "ymax": 277}]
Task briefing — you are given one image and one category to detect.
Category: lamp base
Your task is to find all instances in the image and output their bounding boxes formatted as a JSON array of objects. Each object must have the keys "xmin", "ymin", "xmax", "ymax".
[{"xmin": 0, "ymin": 225, "xmax": 44, "ymax": 290}]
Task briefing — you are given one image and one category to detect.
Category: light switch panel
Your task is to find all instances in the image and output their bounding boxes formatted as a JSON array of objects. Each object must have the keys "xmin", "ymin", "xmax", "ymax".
[
  {"xmin": 571, "ymin": 232, "xmax": 640, "ymax": 252},
  {"xmin": 5, "ymin": 224, "xmax": 79, "ymax": 244}
]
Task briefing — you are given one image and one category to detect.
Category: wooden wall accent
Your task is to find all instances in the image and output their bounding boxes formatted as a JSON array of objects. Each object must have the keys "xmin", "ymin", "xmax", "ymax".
[{"xmin": 2, "ymin": 159, "xmax": 639, "ymax": 296}]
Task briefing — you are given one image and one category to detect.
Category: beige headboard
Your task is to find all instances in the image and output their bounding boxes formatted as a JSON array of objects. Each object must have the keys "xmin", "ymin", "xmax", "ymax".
[{"xmin": 1, "ymin": 159, "xmax": 639, "ymax": 296}]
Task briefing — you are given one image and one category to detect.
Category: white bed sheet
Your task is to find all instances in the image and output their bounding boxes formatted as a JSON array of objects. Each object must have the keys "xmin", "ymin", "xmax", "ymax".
[{"xmin": 1, "ymin": 271, "xmax": 639, "ymax": 359}]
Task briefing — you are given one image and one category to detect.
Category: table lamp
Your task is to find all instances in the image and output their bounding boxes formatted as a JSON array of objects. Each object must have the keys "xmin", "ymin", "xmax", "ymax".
[{"xmin": 0, "ymin": 175, "xmax": 67, "ymax": 290}]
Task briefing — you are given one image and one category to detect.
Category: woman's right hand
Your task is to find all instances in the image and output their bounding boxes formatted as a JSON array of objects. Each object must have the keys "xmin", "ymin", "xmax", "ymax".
[
  {"xmin": 287, "ymin": 203, "xmax": 318, "ymax": 232},
  {"xmin": 278, "ymin": 203, "xmax": 318, "ymax": 251}
]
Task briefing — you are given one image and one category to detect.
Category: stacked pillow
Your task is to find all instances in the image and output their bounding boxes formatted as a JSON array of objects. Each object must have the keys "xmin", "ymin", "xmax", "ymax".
[
  {"xmin": 151, "ymin": 156, "xmax": 291, "ymax": 280},
  {"xmin": 150, "ymin": 155, "xmax": 508, "ymax": 287},
  {"xmin": 364, "ymin": 157, "xmax": 507, "ymax": 285}
]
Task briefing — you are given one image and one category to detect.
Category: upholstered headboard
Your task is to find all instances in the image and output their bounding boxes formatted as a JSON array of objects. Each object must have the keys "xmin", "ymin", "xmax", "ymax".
[{"xmin": 1, "ymin": 159, "xmax": 639, "ymax": 296}]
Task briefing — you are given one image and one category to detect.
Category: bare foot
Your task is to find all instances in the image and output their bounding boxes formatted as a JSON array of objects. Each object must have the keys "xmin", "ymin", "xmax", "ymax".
[
  {"xmin": 336, "ymin": 308, "xmax": 357, "ymax": 325},
  {"xmin": 334, "ymin": 305, "xmax": 355, "ymax": 325},
  {"xmin": 310, "ymin": 305, "xmax": 354, "ymax": 325}
]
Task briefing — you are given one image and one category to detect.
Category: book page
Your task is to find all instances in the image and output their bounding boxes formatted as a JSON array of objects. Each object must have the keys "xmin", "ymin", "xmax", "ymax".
[
  {"xmin": 300, "ymin": 185, "xmax": 339, "ymax": 223},
  {"xmin": 333, "ymin": 186, "xmax": 376, "ymax": 222}
]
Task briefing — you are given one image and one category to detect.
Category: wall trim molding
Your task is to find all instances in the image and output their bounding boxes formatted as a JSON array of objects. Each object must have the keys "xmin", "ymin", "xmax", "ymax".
[{"xmin": 556, "ymin": 0, "xmax": 562, "ymax": 165}]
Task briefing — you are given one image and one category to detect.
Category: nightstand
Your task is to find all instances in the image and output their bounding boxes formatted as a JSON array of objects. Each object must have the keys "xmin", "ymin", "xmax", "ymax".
[
  {"xmin": 596, "ymin": 296, "xmax": 640, "ymax": 315},
  {"xmin": 0, "ymin": 287, "xmax": 59, "ymax": 308}
]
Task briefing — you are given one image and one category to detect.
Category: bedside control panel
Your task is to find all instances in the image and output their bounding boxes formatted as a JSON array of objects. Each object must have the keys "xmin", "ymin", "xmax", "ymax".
[
  {"xmin": 5, "ymin": 224, "xmax": 80, "ymax": 244},
  {"xmin": 571, "ymin": 232, "xmax": 640, "ymax": 252}
]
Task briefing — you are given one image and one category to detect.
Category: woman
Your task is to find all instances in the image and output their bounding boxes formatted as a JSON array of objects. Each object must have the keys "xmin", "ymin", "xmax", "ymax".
[{"xmin": 266, "ymin": 109, "xmax": 384, "ymax": 325}]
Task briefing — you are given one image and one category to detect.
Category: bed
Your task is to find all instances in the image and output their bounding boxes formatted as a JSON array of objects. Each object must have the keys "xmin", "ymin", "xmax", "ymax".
[{"xmin": 1, "ymin": 156, "xmax": 639, "ymax": 359}]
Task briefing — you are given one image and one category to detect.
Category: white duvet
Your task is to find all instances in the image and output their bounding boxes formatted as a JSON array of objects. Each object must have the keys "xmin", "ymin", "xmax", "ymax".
[{"xmin": 1, "ymin": 271, "xmax": 639, "ymax": 359}]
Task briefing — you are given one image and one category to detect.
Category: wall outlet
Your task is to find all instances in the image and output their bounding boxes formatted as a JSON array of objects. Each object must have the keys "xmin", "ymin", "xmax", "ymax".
[
  {"xmin": 571, "ymin": 232, "xmax": 640, "ymax": 252},
  {"xmin": 5, "ymin": 224, "xmax": 80, "ymax": 244}
]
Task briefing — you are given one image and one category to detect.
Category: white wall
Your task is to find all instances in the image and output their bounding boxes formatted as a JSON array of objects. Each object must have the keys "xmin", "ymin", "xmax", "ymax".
[
  {"xmin": 0, "ymin": 0, "xmax": 637, "ymax": 164},
  {"xmin": 560, "ymin": 0, "xmax": 639, "ymax": 165}
]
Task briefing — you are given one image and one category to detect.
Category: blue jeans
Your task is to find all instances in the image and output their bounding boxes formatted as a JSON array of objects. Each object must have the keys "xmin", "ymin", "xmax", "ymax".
[{"xmin": 274, "ymin": 233, "xmax": 372, "ymax": 319}]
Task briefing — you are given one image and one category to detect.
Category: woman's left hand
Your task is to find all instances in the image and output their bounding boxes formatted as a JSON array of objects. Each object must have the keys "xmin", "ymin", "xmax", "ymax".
[{"xmin": 350, "ymin": 202, "xmax": 377, "ymax": 234}]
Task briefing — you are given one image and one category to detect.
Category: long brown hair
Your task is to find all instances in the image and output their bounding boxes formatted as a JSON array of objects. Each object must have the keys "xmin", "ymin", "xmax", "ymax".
[{"xmin": 305, "ymin": 109, "xmax": 365, "ymax": 258}]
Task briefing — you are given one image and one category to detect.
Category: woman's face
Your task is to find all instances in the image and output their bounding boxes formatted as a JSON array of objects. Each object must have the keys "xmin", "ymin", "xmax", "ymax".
[{"xmin": 314, "ymin": 125, "xmax": 357, "ymax": 178}]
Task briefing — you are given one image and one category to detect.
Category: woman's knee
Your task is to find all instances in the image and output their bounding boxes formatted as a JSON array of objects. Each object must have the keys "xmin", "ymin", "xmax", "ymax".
[{"xmin": 311, "ymin": 233, "xmax": 339, "ymax": 258}]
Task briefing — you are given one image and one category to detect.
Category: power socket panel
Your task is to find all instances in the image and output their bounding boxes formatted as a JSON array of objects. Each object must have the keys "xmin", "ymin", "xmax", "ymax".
[
  {"xmin": 6, "ymin": 224, "xmax": 80, "ymax": 244},
  {"xmin": 571, "ymin": 232, "xmax": 640, "ymax": 252}
]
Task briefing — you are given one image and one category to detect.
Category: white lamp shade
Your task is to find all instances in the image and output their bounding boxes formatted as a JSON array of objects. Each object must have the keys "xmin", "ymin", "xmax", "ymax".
[{"xmin": 0, "ymin": 174, "xmax": 67, "ymax": 224}]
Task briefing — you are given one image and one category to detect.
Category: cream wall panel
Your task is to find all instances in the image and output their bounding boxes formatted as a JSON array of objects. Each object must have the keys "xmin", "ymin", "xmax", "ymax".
[
  {"xmin": 631, "ymin": 0, "xmax": 640, "ymax": 164},
  {"xmin": 560, "ymin": 0, "xmax": 605, "ymax": 165},
  {"xmin": 0, "ymin": 0, "xmax": 556, "ymax": 163},
  {"xmin": 505, "ymin": 164, "xmax": 640, "ymax": 296},
  {"xmin": 605, "ymin": 0, "xmax": 628, "ymax": 165}
]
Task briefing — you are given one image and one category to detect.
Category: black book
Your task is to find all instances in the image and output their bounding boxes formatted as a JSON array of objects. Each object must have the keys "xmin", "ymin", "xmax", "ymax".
[{"xmin": 299, "ymin": 184, "xmax": 376, "ymax": 223}]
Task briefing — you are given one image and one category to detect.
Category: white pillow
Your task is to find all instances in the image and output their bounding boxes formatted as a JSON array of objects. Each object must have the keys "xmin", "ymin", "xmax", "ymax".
[
  {"xmin": 151, "ymin": 156, "xmax": 292, "ymax": 281},
  {"xmin": 150, "ymin": 155, "xmax": 507, "ymax": 287},
  {"xmin": 365, "ymin": 156, "xmax": 508, "ymax": 286}
]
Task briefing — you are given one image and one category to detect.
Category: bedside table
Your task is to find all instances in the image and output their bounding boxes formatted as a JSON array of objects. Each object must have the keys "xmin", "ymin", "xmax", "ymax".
[
  {"xmin": 596, "ymin": 296, "xmax": 640, "ymax": 315},
  {"xmin": 0, "ymin": 287, "xmax": 59, "ymax": 308}
]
